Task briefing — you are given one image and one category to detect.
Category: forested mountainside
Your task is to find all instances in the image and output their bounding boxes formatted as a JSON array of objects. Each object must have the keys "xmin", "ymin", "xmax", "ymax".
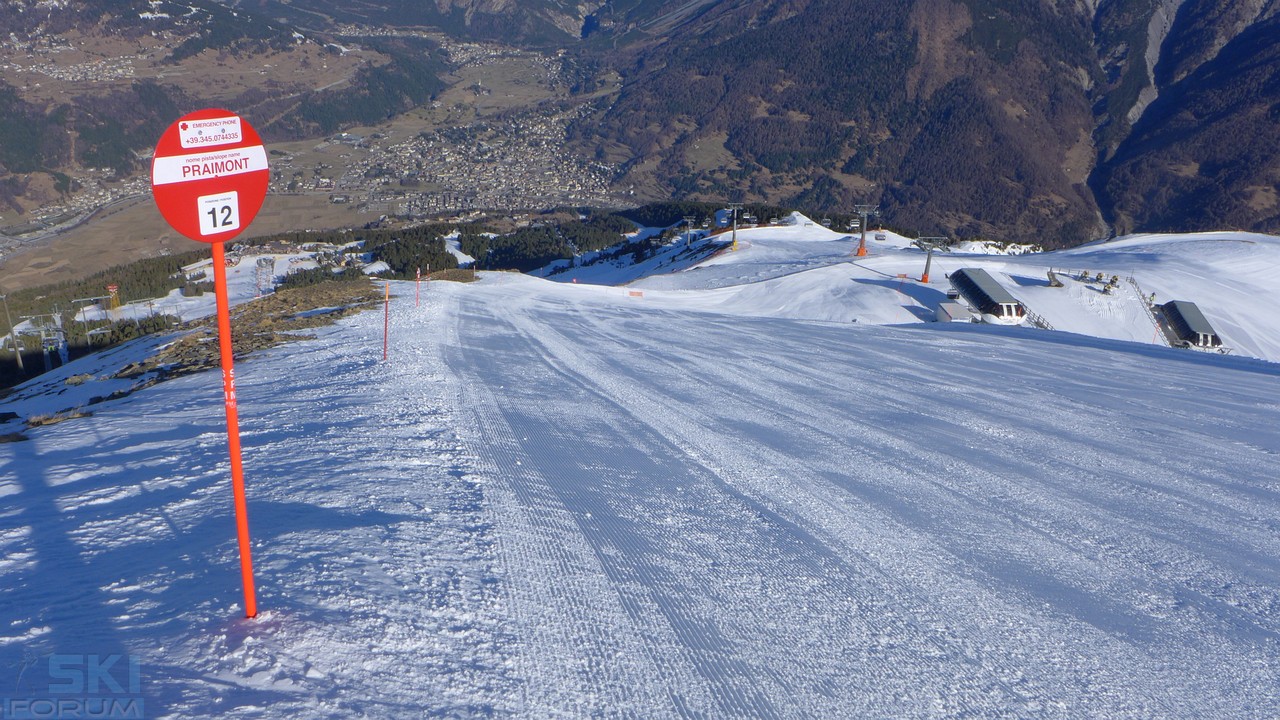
[
  {"xmin": 568, "ymin": 0, "xmax": 1280, "ymax": 245},
  {"xmin": 1092, "ymin": 0, "xmax": 1280, "ymax": 236},
  {"xmin": 2, "ymin": 0, "xmax": 1277, "ymax": 245}
]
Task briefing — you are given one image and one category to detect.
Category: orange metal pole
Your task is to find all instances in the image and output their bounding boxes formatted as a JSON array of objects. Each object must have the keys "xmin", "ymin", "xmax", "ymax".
[
  {"xmin": 210, "ymin": 242, "xmax": 258, "ymax": 619},
  {"xmin": 383, "ymin": 281, "xmax": 390, "ymax": 361}
]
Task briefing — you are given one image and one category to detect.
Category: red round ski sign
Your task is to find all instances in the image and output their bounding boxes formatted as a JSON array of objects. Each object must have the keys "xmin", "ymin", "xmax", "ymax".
[{"xmin": 151, "ymin": 108, "xmax": 269, "ymax": 244}]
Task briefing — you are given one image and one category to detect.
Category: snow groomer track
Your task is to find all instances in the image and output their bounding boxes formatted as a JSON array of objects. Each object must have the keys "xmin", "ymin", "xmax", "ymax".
[{"xmin": 437, "ymin": 273, "xmax": 1280, "ymax": 718}]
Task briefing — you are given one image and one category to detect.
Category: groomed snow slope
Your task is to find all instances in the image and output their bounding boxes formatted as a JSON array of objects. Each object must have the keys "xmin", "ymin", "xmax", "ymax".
[
  {"xmin": 2, "ymin": 230, "xmax": 1280, "ymax": 717},
  {"xmin": 617, "ymin": 225, "xmax": 1280, "ymax": 362}
]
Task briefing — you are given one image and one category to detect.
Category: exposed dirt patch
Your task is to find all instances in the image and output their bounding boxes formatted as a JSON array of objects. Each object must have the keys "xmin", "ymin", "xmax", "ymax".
[
  {"xmin": 27, "ymin": 409, "xmax": 93, "ymax": 427},
  {"xmin": 119, "ymin": 281, "xmax": 385, "ymax": 384},
  {"xmin": 15, "ymin": 280, "xmax": 386, "ymax": 431}
]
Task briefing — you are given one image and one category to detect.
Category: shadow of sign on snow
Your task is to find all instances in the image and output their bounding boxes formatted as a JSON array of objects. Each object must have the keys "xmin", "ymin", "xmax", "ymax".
[
  {"xmin": 0, "ymin": 423, "xmax": 425, "ymax": 714},
  {"xmin": 0, "ymin": 433, "xmax": 143, "ymax": 709}
]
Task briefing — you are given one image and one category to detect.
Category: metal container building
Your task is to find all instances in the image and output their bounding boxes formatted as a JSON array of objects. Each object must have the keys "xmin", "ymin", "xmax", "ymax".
[
  {"xmin": 936, "ymin": 302, "xmax": 975, "ymax": 323},
  {"xmin": 1159, "ymin": 300, "xmax": 1222, "ymax": 348},
  {"xmin": 948, "ymin": 268, "xmax": 1026, "ymax": 324}
]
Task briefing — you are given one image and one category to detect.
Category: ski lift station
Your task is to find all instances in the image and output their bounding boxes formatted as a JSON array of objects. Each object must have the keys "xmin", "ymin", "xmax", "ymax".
[
  {"xmin": 948, "ymin": 268, "xmax": 1027, "ymax": 325},
  {"xmin": 1159, "ymin": 300, "xmax": 1223, "ymax": 349}
]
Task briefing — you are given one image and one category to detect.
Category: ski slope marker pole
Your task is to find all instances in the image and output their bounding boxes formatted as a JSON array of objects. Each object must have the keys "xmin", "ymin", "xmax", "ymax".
[
  {"xmin": 212, "ymin": 242, "xmax": 259, "ymax": 619},
  {"xmin": 383, "ymin": 281, "xmax": 390, "ymax": 361},
  {"xmin": 415, "ymin": 267, "xmax": 420, "ymax": 307},
  {"xmin": 150, "ymin": 109, "xmax": 268, "ymax": 620}
]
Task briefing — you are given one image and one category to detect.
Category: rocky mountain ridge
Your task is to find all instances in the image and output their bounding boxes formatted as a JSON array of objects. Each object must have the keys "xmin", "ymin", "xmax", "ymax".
[{"xmin": 0, "ymin": 0, "xmax": 1276, "ymax": 246}]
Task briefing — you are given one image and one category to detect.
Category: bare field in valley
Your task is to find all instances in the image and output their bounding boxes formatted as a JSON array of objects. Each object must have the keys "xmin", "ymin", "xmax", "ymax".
[{"xmin": 0, "ymin": 194, "xmax": 379, "ymax": 291}]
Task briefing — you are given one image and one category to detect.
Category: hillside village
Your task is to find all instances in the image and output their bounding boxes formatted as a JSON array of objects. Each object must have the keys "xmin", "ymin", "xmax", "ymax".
[
  {"xmin": 285, "ymin": 102, "xmax": 621, "ymax": 216},
  {"xmin": 0, "ymin": 31, "xmax": 624, "ymax": 256}
]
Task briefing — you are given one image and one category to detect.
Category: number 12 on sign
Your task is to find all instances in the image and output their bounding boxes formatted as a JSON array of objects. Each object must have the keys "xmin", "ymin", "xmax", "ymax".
[{"xmin": 200, "ymin": 191, "xmax": 241, "ymax": 236}]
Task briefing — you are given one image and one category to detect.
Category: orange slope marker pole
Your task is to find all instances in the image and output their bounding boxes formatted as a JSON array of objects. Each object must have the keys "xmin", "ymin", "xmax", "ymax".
[
  {"xmin": 383, "ymin": 281, "xmax": 391, "ymax": 361},
  {"xmin": 210, "ymin": 241, "xmax": 258, "ymax": 619}
]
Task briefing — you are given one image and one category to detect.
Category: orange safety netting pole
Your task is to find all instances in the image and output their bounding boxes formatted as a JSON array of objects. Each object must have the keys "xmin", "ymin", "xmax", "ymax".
[{"xmin": 210, "ymin": 242, "xmax": 258, "ymax": 619}]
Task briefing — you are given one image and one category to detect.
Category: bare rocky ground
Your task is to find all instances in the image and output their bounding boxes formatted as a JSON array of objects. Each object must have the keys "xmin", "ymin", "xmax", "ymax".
[
  {"xmin": 4, "ymin": 279, "xmax": 397, "ymax": 438},
  {"xmin": 114, "ymin": 280, "xmax": 386, "ymax": 384}
]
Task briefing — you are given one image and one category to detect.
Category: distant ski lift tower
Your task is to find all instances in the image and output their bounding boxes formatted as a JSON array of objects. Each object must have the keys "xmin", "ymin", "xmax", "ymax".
[
  {"xmin": 48, "ymin": 328, "xmax": 69, "ymax": 367},
  {"xmin": 0, "ymin": 290, "xmax": 23, "ymax": 372},
  {"xmin": 22, "ymin": 313, "xmax": 65, "ymax": 372},
  {"xmin": 727, "ymin": 202, "xmax": 744, "ymax": 251},
  {"xmin": 41, "ymin": 332, "xmax": 55, "ymax": 372},
  {"xmin": 853, "ymin": 204, "xmax": 878, "ymax": 257},
  {"xmin": 684, "ymin": 215, "xmax": 696, "ymax": 246},
  {"xmin": 255, "ymin": 257, "xmax": 275, "ymax": 297},
  {"xmin": 915, "ymin": 237, "xmax": 947, "ymax": 283},
  {"xmin": 73, "ymin": 295, "xmax": 111, "ymax": 332}
]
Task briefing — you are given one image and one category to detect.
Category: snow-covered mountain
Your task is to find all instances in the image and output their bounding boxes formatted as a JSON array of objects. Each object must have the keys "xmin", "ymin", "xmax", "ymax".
[
  {"xmin": 537, "ymin": 213, "xmax": 1280, "ymax": 362},
  {"xmin": 3, "ymin": 224, "xmax": 1279, "ymax": 716}
]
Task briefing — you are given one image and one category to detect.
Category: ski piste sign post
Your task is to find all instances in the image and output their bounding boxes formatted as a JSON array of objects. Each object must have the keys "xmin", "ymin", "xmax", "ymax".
[
  {"xmin": 152, "ymin": 110, "xmax": 269, "ymax": 241},
  {"xmin": 151, "ymin": 108, "xmax": 267, "ymax": 619}
]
